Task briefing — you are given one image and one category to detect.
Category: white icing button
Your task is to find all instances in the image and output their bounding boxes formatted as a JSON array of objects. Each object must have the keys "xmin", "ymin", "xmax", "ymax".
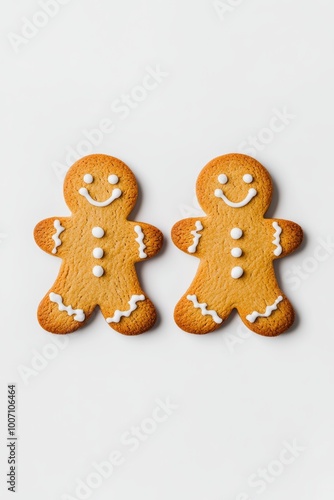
[
  {"xmin": 231, "ymin": 266, "xmax": 244, "ymax": 279},
  {"xmin": 93, "ymin": 247, "xmax": 104, "ymax": 259},
  {"xmin": 231, "ymin": 247, "xmax": 242, "ymax": 258},
  {"xmin": 92, "ymin": 227, "xmax": 104, "ymax": 238},
  {"xmin": 108, "ymin": 174, "xmax": 119, "ymax": 185},
  {"xmin": 83, "ymin": 174, "xmax": 93, "ymax": 184},
  {"xmin": 243, "ymin": 174, "xmax": 253, "ymax": 183},
  {"xmin": 218, "ymin": 174, "xmax": 228, "ymax": 184},
  {"xmin": 230, "ymin": 228, "xmax": 243, "ymax": 239},
  {"xmin": 93, "ymin": 265, "xmax": 104, "ymax": 277}
]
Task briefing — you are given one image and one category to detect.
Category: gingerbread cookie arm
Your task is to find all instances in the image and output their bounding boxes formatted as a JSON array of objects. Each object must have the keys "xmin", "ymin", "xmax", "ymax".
[
  {"xmin": 266, "ymin": 219, "xmax": 303, "ymax": 259},
  {"xmin": 34, "ymin": 217, "xmax": 69, "ymax": 256},
  {"xmin": 171, "ymin": 218, "xmax": 206, "ymax": 255},
  {"xmin": 128, "ymin": 221, "xmax": 163, "ymax": 260}
]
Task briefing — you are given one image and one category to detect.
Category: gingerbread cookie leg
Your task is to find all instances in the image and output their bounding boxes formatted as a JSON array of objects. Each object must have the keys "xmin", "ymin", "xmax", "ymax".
[
  {"xmin": 100, "ymin": 294, "xmax": 156, "ymax": 335},
  {"xmin": 38, "ymin": 277, "xmax": 96, "ymax": 334},
  {"xmin": 174, "ymin": 264, "xmax": 233, "ymax": 334},
  {"xmin": 238, "ymin": 287, "xmax": 295, "ymax": 337}
]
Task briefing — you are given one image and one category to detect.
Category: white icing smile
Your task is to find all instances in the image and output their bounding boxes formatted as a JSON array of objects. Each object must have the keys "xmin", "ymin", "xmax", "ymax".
[
  {"xmin": 79, "ymin": 187, "xmax": 122, "ymax": 207},
  {"xmin": 79, "ymin": 173, "xmax": 122, "ymax": 207},
  {"xmin": 215, "ymin": 172, "xmax": 257, "ymax": 207},
  {"xmin": 215, "ymin": 187, "xmax": 257, "ymax": 208}
]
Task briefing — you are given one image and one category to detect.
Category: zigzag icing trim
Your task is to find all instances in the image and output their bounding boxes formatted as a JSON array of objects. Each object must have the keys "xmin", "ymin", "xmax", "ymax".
[
  {"xmin": 246, "ymin": 296, "xmax": 283, "ymax": 323},
  {"xmin": 187, "ymin": 294, "xmax": 222, "ymax": 324}
]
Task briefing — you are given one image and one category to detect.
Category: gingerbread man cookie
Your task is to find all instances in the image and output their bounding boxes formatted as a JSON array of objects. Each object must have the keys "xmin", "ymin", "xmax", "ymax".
[
  {"xmin": 34, "ymin": 154, "xmax": 163, "ymax": 335},
  {"xmin": 172, "ymin": 154, "xmax": 303, "ymax": 336}
]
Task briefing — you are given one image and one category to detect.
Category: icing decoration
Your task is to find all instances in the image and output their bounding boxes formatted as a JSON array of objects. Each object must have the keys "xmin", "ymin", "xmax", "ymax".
[
  {"xmin": 230, "ymin": 228, "xmax": 243, "ymax": 239},
  {"xmin": 106, "ymin": 294, "xmax": 145, "ymax": 323},
  {"xmin": 243, "ymin": 174, "xmax": 253, "ymax": 183},
  {"xmin": 246, "ymin": 296, "xmax": 283, "ymax": 323},
  {"xmin": 218, "ymin": 174, "xmax": 228, "ymax": 184},
  {"xmin": 49, "ymin": 292, "xmax": 85, "ymax": 322},
  {"xmin": 231, "ymin": 247, "xmax": 242, "ymax": 257},
  {"xmin": 231, "ymin": 266, "xmax": 244, "ymax": 279},
  {"xmin": 134, "ymin": 225, "xmax": 147, "ymax": 259},
  {"xmin": 92, "ymin": 227, "xmax": 104, "ymax": 238},
  {"xmin": 93, "ymin": 265, "xmax": 104, "ymax": 277},
  {"xmin": 108, "ymin": 174, "xmax": 119, "ymax": 184},
  {"xmin": 215, "ymin": 187, "xmax": 257, "ymax": 207},
  {"xmin": 83, "ymin": 174, "xmax": 93, "ymax": 184},
  {"xmin": 188, "ymin": 221, "xmax": 203, "ymax": 253},
  {"xmin": 187, "ymin": 294, "xmax": 223, "ymax": 324},
  {"xmin": 51, "ymin": 220, "xmax": 65, "ymax": 254},
  {"xmin": 79, "ymin": 187, "xmax": 122, "ymax": 207},
  {"xmin": 93, "ymin": 247, "xmax": 104, "ymax": 258},
  {"xmin": 272, "ymin": 222, "xmax": 282, "ymax": 256}
]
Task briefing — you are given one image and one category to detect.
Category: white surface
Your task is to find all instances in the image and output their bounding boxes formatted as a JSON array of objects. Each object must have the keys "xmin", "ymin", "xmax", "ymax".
[{"xmin": 0, "ymin": 1, "xmax": 333, "ymax": 499}]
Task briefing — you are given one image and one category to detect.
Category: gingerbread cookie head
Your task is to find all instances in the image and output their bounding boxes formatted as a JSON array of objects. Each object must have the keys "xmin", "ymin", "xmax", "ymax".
[
  {"xmin": 64, "ymin": 154, "xmax": 138, "ymax": 216},
  {"xmin": 196, "ymin": 154, "xmax": 273, "ymax": 216}
]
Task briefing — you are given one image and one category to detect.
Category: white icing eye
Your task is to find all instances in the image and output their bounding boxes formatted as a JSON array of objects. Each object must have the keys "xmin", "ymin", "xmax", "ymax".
[
  {"xmin": 83, "ymin": 174, "xmax": 93, "ymax": 184},
  {"xmin": 243, "ymin": 174, "xmax": 253, "ymax": 184},
  {"xmin": 218, "ymin": 174, "xmax": 228, "ymax": 184},
  {"xmin": 108, "ymin": 174, "xmax": 119, "ymax": 185}
]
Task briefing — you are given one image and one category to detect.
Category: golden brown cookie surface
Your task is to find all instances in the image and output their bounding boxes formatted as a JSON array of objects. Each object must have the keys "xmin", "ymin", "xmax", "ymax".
[
  {"xmin": 34, "ymin": 154, "xmax": 163, "ymax": 335},
  {"xmin": 172, "ymin": 154, "xmax": 303, "ymax": 336}
]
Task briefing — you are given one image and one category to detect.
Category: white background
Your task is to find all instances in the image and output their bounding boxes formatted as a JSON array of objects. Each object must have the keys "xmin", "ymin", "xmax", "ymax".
[{"xmin": 1, "ymin": 1, "xmax": 333, "ymax": 499}]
